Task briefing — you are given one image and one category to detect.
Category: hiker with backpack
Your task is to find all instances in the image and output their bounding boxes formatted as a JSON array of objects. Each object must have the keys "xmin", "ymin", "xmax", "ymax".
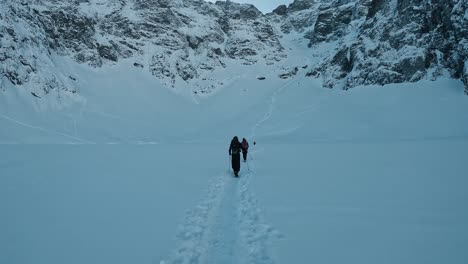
[
  {"xmin": 229, "ymin": 136, "xmax": 242, "ymax": 177},
  {"xmin": 241, "ymin": 138, "xmax": 249, "ymax": 162}
]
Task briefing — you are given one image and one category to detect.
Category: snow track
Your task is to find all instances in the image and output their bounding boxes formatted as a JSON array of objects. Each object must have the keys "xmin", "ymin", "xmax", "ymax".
[
  {"xmin": 237, "ymin": 170, "xmax": 279, "ymax": 264},
  {"xmin": 163, "ymin": 169, "xmax": 278, "ymax": 264},
  {"xmin": 249, "ymin": 78, "xmax": 299, "ymax": 139},
  {"xmin": 163, "ymin": 174, "xmax": 227, "ymax": 264},
  {"xmin": 0, "ymin": 113, "xmax": 95, "ymax": 144}
]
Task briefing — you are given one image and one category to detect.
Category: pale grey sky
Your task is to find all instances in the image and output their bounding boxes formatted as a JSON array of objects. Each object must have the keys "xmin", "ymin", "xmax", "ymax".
[{"xmin": 206, "ymin": 0, "xmax": 295, "ymax": 13}]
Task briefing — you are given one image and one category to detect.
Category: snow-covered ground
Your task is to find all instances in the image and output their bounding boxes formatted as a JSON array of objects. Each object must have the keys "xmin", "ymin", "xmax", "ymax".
[{"xmin": 1, "ymin": 55, "xmax": 468, "ymax": 264}]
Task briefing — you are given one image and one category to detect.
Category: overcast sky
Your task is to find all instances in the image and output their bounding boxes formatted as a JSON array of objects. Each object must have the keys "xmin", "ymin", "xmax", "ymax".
[{"xmin": 206, "ymin": 0, "xmax": 295, "ymax": 13}]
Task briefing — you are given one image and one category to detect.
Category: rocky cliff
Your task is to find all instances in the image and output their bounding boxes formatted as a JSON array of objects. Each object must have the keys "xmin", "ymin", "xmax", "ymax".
[
  {"xmin": 271, "ymin": 0, "xmax": 467, "ymax": 94},
  {"xmin": 1, "ymin": 0, "xmax": 466, "ymax": 98}
]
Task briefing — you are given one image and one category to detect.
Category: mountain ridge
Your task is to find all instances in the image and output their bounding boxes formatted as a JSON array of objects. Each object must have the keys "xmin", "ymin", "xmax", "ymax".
[{"xmin": 0, "ymin": 0, "xmax": 466, "ymax": 100}]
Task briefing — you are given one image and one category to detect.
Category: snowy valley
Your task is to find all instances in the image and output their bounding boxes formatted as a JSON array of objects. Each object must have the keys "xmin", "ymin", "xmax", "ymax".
[{"xmin": 1, "ymin": 1, "xmax": 468, "ymax": 264}]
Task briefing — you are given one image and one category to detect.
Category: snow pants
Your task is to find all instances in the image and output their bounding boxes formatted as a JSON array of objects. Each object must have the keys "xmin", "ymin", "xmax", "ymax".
[
  {"xmin": 231, "ymin": 153, "xmax": 241, "ymax": 172},
  {"xmin": 242, "ymin": 151, "xmax": 248, "ymax": 161}
]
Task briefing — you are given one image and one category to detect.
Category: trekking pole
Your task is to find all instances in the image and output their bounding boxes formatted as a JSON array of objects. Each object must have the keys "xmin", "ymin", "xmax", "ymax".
[{"xmin": 246, "ymin": 159, "xmax": 251, "ymax": 171}]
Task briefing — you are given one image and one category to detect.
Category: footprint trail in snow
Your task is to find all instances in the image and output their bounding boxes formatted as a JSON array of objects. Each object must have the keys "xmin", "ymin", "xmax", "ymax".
[{"xmin": 163, "ymin": 170, "xmax": 279, "ymax": 264}]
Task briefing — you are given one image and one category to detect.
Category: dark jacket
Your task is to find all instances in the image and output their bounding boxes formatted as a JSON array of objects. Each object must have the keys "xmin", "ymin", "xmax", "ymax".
[{"xmin": 229, "ymin": 139, "xmax": 242, "ymax": 155}]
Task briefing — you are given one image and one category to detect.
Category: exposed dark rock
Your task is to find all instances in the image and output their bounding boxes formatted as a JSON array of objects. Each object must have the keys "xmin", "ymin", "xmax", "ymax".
[
  {"xmin": 306, "ymin": 67, "xmax": 321, "ymax": 77},
  {"xmin": 150, "ymin": 53, "xmax": 175, "ymax": 81},
  {"xmin": 332, "ymin": 47, "xmax": 354, "ymax": 74},
  {"xmin": 279, "ymin": 67, "xmax": 299, "ymax": 79},
  {"xmin": 5, "ymin": 71, "xmax": 22, "ymax": 85},
  {"xmin": 464, "ymin": 62, "xmax": 468, "ymax": 95},
  {"xmin": 217, "ymin": 17, "xmax": 230, "ymax": 33},
  {"xmin": 288, "ymin": 0, "xmax": 315, "ymax": 12},
  {"xmin": 212, "ymin": 48, "xmax": 223, "ymax": 56},
  {"xmin": 97, "ymin": 44, "xmax": 118, "ymax": 62},
  {"xmin": 225, "ymin": 38, "xmax": 258, "ymax": 58},
  {"xmin": 272, "ymin": 5, "xmax": 288, "ymax": 16},
  {"xmin": 367, "ymin": 0, "xmax": 385, "ymax": 18},
  {"xmin": 309, "ymin": 6, "xmax": 353, "ymax": 44},
  {"xmin": 177, "ymin": 62, "xmax": 197, "ymax": 81},
  {"xmin": 216, "ymin": 1, "xmax": 262, "ymax": 20},
  {"xmin": 366, "ymin": 68, "xmax": 403, "ymax": 85},
  {"xmin": 134, "ymin": 0, "xmax": 171, "ymax": 10},
  {"xmin": 6, "ymin": 27, "xmax": 15, "ymax": 37},
  {"xmin": 186, "ymin": 35, "xmax": 203, "ymax": 49},
  {"xmin": 40, "ymin": 10, "xmax": 97, "ymax": 52},
  {"xmin": 393, "ymin": 56, "xmax": 425, "ymax": 81},
  {"xmin": 424, "ymin": 50, "xmax": 436, "ymax": 69},
  {"xmin": 397, "ymin": 0, "xmax": 424, "ymax": 27}
]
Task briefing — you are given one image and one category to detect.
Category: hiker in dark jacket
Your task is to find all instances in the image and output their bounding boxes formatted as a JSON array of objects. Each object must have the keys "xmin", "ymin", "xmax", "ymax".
[
  {"xmin": 229, "ymin": 136, "xmax": 242, "ymax": 176},
  {"xmin": 241, "ymin": 138, "xmax": 249, "ymax": 162}
]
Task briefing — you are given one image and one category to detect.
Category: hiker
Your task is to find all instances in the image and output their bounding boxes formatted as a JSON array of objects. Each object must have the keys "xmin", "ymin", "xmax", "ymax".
[
  {"xmin": 241, "ymin": 138, "xmax": 249, "ymax": 162},
  {"xmin": 229, "ymin": 136, "xmax": 242, "ymax": 177}
]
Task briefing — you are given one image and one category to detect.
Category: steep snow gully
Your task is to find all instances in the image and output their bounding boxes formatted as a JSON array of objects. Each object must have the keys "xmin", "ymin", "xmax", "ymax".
[{"xmin": 161, "ymin": 82, "xmax": 290, "ymax": 264}]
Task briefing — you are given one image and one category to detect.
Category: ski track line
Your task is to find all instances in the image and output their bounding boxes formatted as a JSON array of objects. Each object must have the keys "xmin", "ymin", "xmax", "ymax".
[
  {"xmin": 163, "ymin": 169, "xmax": 279, "ymax": 264},
  {"xmin": 0, "ymin": 113, "xmax": 95, "ymax": 144},
  {"xmin": 250, "ymin": 78, "xmax": 298, "ymax": 139}
]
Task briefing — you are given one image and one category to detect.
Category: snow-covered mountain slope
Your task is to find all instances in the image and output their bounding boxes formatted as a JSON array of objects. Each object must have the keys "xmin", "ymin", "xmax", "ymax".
[
  {"xmin": 0, "ymin": 0, "xmax": 285, "ymax": 98},
  {"xmin": 1, "ymin": 0, "xmax": 467, "ymax": 102}
]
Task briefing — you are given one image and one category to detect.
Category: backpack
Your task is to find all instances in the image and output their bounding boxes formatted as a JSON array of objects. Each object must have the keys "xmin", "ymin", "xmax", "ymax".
[
  {"xmin": 231, "ymin": 142, "xmax": 241, "ymax": 154},
  {"xmin": 231, "ymin": 140, "xmax": 241, "ymax": 154},
  {"xmin": 242, "ymin": 140, "xmax": 248, "ymax": 150}
]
